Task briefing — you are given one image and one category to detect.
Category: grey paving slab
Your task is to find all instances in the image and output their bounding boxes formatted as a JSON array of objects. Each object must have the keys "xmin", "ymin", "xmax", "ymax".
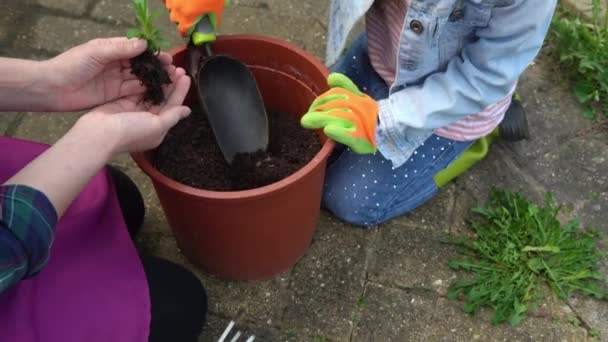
[
  {"xmin": 197, "ymin": 273, "xmax": 290, "ymax": 327},
  {"xmin": 281, "ymin": 213, "xmax": 376, "ymax": 341},
  {"xmin": 91, "ymin": 0, "xmax": 136, "ymax": 26},
  {"xmin": 35, "ymin": 0, "xmax": 91, "ymax": 15},
  {"xmin": 236, "ymin": 0, "xmax": 331, "ymax": 25},
  {"xmin": 14, "ymin": 15, "xmax": 126, "ymax": 53},
  {"xmin": 10, "ymin": 112, "xmax": 81, "ymax": 144},
  {"xmin": 199, "ymin": 314, "xmax": 318, "ymax": 342},
  {"xmin": 221, "ymin": 5, "xmax": 327, "ymax": 61},
  {"xmin": 135, "ymin": 230, "xmax": 184, "ymax": 262},
  {"xmin": 505, "ymin": 57, "xmax": 592, "ymax": 163},
  {"xmin": 456, "ymin": 146, "xmax": 546, "ymax": 205},
  {"xmin": 0, "ymin": 112, "xmax": 21, "ymax": 136},
  {"xmin": 563, "ymin": 0, "xmax": 607, "ymax": 18},
  {"xmin": 448, "ymin": 186, "xmax": 480, "ymax": 237},
  {"xmin": 0, "ymin": 2, "xmax": 27, "ymax": 44},
  {"xmin": 367, "ymin": 223, "xmax": 458, "ymax": 296},
  {"xmin": 516, "ymin": 134, "xmax": 608, "ymax": 230},
  {"xmin": 569, "ymin": 294, "xmax": 608, "ymax": 341},
  {"xmin": 351, "ymin": 284, "xmax": 436, "ymax": 341},
  {"xmin": 199, "ymin": 315, "xmax": 273, "ymax": 342},
  {"xmin": 392, "ymin": 183, "xmax": 456, "ymax": 233},
  {"xmin": 426, "ymin": 296, "xmax": 590, "ymax": 341},
  {"xmin": 353, "ymin": 284, "xmax": 590, "ymax": 342}
]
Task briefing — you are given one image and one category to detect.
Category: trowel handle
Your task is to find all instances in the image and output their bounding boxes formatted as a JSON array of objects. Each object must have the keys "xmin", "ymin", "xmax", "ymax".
[
  {"xmin": 205, "ymin": 42, "xmax": 214, "ymax": 58},
  {"xmin": 193, "ymin": 15, "xmax": 217, "ymax": 47}
]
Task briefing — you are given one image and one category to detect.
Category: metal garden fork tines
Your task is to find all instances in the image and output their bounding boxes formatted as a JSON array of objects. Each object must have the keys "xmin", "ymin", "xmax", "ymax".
[{"xmin": 217, "ymin": 321, "xmax": 255, "ymax": 342}]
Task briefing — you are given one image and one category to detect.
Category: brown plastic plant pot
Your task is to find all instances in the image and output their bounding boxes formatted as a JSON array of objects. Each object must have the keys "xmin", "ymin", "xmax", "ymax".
[{"xmin": 131, "ymin": 35, "xmax": 334, "ymax": 281}]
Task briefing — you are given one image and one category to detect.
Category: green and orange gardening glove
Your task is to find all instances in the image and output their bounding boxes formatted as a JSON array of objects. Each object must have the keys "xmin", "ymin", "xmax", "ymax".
[
  {"xmin": 301, "ymin": 73, "xmax": 378, "ymax": 154},
  {"xmin": 163, "ymin": 0, "xmax": 230, "ymax": 45}
]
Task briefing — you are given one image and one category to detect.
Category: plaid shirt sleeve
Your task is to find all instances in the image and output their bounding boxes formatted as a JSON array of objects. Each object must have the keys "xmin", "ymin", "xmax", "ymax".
[{"xmin": 0, "ymin": 185, "xmax": 57, "ymax": 294}]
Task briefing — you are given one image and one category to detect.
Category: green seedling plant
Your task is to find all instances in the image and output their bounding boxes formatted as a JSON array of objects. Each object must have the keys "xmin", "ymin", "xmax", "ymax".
[
  {"xmin": 447, "ymin": 190, "xmax": 606, "ymax": 327},
  {"xmin": 551, "ymin": 0, "xmax": 608, "ymax": 119},
  {"xmin": 127, "ymin": 0, "xmax": 169, "ymax": 53},
  {"xmin": 127, "ymin": 0, "xmax": 171, "ymax": 105}
]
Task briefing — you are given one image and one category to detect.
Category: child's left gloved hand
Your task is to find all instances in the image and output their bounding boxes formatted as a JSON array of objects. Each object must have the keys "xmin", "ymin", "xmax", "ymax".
[
  {"xmin": 163, "ymin": 0, "xmax": 230, "ymax": 41},
  {"xmin": 301, "ymin": 73, "xmax": 378, "ymax": 154}
]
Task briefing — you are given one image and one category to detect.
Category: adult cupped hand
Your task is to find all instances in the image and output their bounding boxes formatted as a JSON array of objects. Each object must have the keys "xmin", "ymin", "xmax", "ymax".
[
  {"xmin": 77, "ymin": 64, "xmax": 192, "ymax": 155},
  {"xmin": 40, "ymin": 37, "xmax": 174, "ymax": 112}
]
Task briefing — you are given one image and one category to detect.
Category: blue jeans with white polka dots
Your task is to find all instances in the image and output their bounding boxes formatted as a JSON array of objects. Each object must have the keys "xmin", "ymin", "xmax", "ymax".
[{"xmin": 322, "ymin": 34, "xmax": 474, "ymax": 227}]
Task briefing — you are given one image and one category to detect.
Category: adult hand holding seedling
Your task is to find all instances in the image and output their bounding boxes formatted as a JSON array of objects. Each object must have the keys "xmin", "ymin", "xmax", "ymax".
[
  {"xmin": 45, "ymin": 37, "xmax": 175, "ymax": 111},
  {"xmin": 301, "ymin": 73, "xmax": 378, "ymax": 154},
  {"xmin": 82, "ymin": 65, "xmax": 191, "ymax": 154},
  {"xmin": 0, "ymin": 37, "xmax": 175, "ymax": 112}
]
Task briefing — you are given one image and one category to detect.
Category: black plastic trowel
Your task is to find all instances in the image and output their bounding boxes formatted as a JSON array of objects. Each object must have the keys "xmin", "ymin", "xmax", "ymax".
[{"xmin": 186, "ymin": 15, "xmax": 269, "ymax": 165}]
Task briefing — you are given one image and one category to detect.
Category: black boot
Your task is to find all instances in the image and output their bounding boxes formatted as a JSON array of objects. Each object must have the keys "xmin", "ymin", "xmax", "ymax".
[
  {"xmin": 143, "ymin": 256, "xmax": 208, "ymax": 342},
  {"xmin": 498, "ymin": 92, "xmax": 530, "ymax": 142},
  {"xmin": 107, "ymin": 165, "xmax": 146, "ymax": 239}
]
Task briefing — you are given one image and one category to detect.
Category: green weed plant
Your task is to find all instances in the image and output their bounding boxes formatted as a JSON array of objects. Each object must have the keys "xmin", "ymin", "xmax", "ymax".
[
  {"xmin": 551, "ymin": 0, "xmax": 608, "ymax": 119},
  {"xmin": 448, "ymin": 190, "xmax": 606, "ymax": 326}
]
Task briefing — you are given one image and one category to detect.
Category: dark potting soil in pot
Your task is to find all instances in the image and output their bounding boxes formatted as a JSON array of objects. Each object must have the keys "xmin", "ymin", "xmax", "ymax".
[{"xmin": 153, "ymin": 110, "xmax": 321, "ymax": 191}]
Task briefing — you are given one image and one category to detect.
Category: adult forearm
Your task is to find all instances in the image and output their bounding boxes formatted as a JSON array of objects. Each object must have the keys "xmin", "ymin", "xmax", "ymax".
[
  {"xmin": 0, "ymin": 57, "xmax": 51, "ymax": 112},
  {"xmin": 3, "ymin": 115, "xmax": 116, "ymax": 216}
]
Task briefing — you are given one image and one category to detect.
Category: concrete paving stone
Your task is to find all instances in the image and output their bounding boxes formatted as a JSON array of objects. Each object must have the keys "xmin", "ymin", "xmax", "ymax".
[
  {"xmin": 135, "ymin": 230, "xmax": 185, "ymax": 261},
  {"xmin": 35, "ymin": 0, "xmax": 90, "ymax": 16},
  {"xmin": 14, "ymin": 15, "xmax": 126, "ymax": 53},
  {"xmin": 10, "ymin": 112, "xmax": 81, "ymax": 144},
  {"xmin": 0, "ymin": 112, "xmax": 21, "ymax": 136},
  {"xmin": 194, "ymin": 272, "xmax": 291, "ymax": 327},
  {"xmin": 235, "ymin": 0, "xmax": 331, "ymax": 25},
  {"xmin": 0, "ymin": 2, "xmax": 27, "ymax": 44},
  {"xmin": 0, "ymin": 48, "xmax": 52, "ymax": 60},
  {"xmin": 368, "ymin": 220, "xmax": 459, "ymax": 296},
  {"xmin": 569, "ymin": 294, "xmax": 608, "ymax": 341},
  {"xmin": 425, "ymin": 296, "xmax": 591, "ymax": 341},
  {"xmin": 0, "ymin": 42, "xmax": 51, "ymax": 60},
  {"xmin": 350, "ymin": 284, "xmax": 435, "ymax": 341},
  {"xmin": 456, "ymin": 145, "xmax": 546, "ymax": 205},
  {"xmin": 353, "ymin": 284, "xmax": 589, "ymax": 341},
  {"xmin": 282, "ymin": 212, "xmax": 377, "ymax": 340},
  {"xmin": 563, "ymin": 0, "xmax": 607, "ymax": 19},
  {"xmin": 222, "ymin": 5, "xmax": 327, "ymax": 61},
  {"xmin": 516, "ymin": 134, "xmax": 608, "ymax": 230},
  {"xmin": 199, "ymin": 315, "xmax": 273, "ymax": 342},
  {"xmin": 455, "ymin": 58, "xmax": 583, "ymax": 204},
  {"xmin": 391, "ymin": 183, "xmax": 457, "ymax": 234},
  {"xmin": 505, "ymin": 55, "xmax": 592, "ymax": 163},
  {"xmin": 448, "ymin": 187, "xmax": 481, "ymax": 238},
  {"xmin": 91, "ymin": 0, "xmax": 137, "ymax": 26},
  {"xmin": 199, "ymin": 314, "xmax": 321, "ymax": 342}
]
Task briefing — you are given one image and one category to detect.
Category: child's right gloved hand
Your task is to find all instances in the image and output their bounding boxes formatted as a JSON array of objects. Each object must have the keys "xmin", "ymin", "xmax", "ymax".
[
  {"xmin": 163, "ymin": 0, "xmax": 229, "ymax": 41},
  {"xmin": 301, "ymin": 73, "xmax": 378, "ymax": 154}
]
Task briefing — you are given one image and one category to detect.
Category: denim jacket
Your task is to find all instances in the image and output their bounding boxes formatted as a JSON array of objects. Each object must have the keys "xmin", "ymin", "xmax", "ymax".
[{"xmin": 326, "ymin": 0, "xmax": 557, "ymax": 167}]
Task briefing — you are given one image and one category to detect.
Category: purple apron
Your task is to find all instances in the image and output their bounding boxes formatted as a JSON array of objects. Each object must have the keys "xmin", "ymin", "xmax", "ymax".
[{"xmin": 0, "ymin": 137, "xmax": 150, "ymax": 342}]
